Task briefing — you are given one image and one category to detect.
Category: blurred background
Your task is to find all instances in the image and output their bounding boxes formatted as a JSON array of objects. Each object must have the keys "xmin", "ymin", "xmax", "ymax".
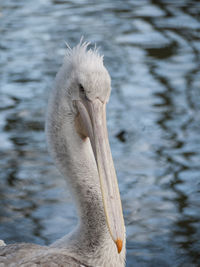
[{"xmin": 0, "ymin": 0, "xmax": 200, "ymax": 266}]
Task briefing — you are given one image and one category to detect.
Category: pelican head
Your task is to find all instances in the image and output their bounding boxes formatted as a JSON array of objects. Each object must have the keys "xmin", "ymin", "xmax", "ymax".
[
  {"xmin": 64, "ymin": 43, "xmax": 111, "ymax": 104},
  {"xmin": 50, "ymin": 41, "xmax": 125, "ymax": 254}
]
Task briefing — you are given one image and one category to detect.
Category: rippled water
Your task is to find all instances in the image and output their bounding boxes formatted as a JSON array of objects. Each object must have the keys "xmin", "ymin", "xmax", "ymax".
[{"xmin": 0, "ymin": 0, "xmax": 200, "ymax": 266}]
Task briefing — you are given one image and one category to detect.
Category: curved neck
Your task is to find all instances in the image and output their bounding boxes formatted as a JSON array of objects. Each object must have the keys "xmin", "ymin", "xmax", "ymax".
[
  {"xmin": 46, "ymin": 87, "xmax": 108, "ymax": 239},
  {"xmin": 46, "ymin": 87, "xmax": 125, "ymax": 266}
]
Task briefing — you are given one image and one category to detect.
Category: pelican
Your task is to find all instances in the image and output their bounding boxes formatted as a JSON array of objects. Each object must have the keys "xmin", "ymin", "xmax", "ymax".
[{"xmin": 0, "ymin": 41, "xmax": 126, "ymax": 266}]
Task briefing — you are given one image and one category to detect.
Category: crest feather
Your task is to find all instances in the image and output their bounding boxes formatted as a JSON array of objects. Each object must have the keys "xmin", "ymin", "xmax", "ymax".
[{"xmin": 64, "ymin": 39, "xmax": 104, "ymax": 71}]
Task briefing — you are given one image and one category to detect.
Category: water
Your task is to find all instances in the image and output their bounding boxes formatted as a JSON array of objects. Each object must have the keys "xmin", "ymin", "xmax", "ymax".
[{"xmin": 0, "ymin": 0, "xmax": 200, "ymax": 266}]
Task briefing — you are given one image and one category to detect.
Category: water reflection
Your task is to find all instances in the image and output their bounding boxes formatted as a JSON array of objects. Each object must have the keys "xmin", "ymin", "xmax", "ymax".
[{"xmin": 0, "ymin": 0, "xmax": 200, "ymax": 266}]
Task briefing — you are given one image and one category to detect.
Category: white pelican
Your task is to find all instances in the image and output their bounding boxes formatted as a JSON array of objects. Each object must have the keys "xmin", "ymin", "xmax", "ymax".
[{"xmin": 0, "ymin": 41, "xmax": 126, "ymax": 267}]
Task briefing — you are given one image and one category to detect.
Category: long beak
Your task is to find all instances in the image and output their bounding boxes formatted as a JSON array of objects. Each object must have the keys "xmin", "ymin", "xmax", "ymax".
[{"xmin": 76, "ymin": 98, "xmax": 125, "ymax": 254}]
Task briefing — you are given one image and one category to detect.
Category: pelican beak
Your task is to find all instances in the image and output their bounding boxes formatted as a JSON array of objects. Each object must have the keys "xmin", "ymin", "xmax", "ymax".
[{"xmin": 76, "ymin": 98, "xmax": 125, "ymax": 254}]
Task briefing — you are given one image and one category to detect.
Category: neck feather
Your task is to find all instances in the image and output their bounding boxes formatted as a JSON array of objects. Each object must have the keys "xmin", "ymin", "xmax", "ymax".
[
  {"xmin": 46, "ymin": 86, "xmax": 109, "ymax": 239},
  {"xmin": 46, "ymin": 86, "xmax": 125, "ymax": 266}
]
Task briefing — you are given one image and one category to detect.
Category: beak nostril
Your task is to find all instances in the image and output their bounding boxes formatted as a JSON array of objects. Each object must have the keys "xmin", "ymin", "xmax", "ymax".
[{"xmin": 97, "ymin": 97, "xmax": 104, "ymax": 104}]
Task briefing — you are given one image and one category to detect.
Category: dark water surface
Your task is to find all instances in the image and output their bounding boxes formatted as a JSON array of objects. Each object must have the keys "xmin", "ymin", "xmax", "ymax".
[{"xmin": 0, "ymin": 0, "xmax": 200, "ymax": 266}]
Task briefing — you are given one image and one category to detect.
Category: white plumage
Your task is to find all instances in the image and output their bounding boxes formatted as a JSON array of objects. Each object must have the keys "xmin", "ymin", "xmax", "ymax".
[{"xmin": 0, "ymin": 41, "xmax": 126, "ymax": 267}]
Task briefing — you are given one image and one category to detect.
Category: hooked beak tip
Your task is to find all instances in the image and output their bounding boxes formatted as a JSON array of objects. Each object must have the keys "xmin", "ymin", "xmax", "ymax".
[{"xmin": 115, "ymin": 239, "xmax": 123, "ymax": 254}]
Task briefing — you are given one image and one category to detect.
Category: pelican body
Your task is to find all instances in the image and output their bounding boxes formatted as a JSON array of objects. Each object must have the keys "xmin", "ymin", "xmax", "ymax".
[{"xmin": 0, "ymin": 42, "xmax": 126, "ymax": 267}]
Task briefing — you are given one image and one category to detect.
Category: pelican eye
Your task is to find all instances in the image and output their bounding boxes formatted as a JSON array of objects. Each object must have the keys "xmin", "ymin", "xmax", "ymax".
[
  {"xmin": 79, "ymin": 83, "xmax": 90, "ymax": 101},
  {"xmin": 79, "ymin": 84, "xmax": 85, "ymax": 93}
]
